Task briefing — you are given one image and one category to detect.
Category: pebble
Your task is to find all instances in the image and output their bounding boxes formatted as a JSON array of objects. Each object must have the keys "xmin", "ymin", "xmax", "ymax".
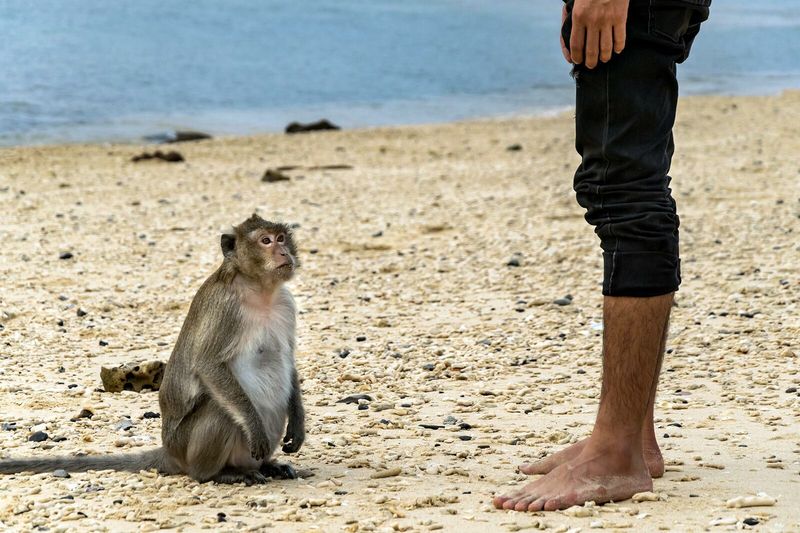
[
  {"xmin": 553, "ymin": 295, "xmax": 574, "ymax": 306},
  {"xmin": 52, "ymin": 469, "xmax": 70, "ymax": 479},
  {"xmin": 725, "ymin": 493, "xmax": 776, "ymax": 508},
  {"xmin": 70, "ymin": 408, "xmax": 94, "ymax": 422},
  {"xmin": 2, "ymin": 422, "xmax": 17, "ymax": 431},
  {"xmin": 28, "ymin": 431, "xmax": 49, "ymax": 442},
  {"xmin": 115, "ymin": 419, "xmax": 134, "ymax": 431},
  {"xmin": 58, "ymin": 252, "xmax": 73, "ymax": 260},
  {"xmin": 370, "ymin": 467, "xmax": 402, "ymax": 479},
  {"xmin": 631, "ymin": 492, "xmax": 663, "ymax": 503},
  {"xmin": 142, "ymin": 411, "xmax": 160, "ymax": 419},
  {"xmin": 337, "ymin": 394, "xmax": 372, "ymax": 404}
]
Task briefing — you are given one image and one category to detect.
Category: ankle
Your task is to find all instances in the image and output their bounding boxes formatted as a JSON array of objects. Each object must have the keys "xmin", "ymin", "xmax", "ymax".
[{"xmin": 584, "ymin": 432, "xmax": 645, "ymax": 460}]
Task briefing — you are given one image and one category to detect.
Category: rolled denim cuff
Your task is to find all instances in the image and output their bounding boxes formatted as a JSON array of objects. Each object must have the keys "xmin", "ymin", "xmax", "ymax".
[{"xmin": 603, "ymin": 251, "xmax": 680, "ymax": 297}]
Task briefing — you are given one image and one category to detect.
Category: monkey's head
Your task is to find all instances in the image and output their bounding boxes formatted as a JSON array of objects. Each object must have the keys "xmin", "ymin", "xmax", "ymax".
[{"xmin": 221, "ymin": 214, "xmax": 299, "ymax": 284}]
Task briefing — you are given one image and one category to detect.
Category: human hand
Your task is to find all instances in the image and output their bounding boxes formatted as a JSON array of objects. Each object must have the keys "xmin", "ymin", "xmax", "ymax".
[{"xmin": 567, "ymin": 0, "xmax": 630, "ymax": 68}]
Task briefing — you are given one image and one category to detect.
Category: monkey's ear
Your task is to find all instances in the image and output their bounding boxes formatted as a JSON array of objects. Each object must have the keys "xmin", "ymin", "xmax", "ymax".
[{"xmin": 220, "ymin": 233, "xmax": 236, "ymax": 258}]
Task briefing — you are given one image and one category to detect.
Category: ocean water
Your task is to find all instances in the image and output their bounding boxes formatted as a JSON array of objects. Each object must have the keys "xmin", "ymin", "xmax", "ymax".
[{"xmin": 1, "ymin": 0, "xmax": 799, "ymax": 146}]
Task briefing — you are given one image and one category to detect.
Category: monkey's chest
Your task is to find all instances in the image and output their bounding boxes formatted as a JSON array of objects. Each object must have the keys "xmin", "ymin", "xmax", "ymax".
[{"xmin": 230, "ymin": 330, "xmax": 293, "ymax": 423}]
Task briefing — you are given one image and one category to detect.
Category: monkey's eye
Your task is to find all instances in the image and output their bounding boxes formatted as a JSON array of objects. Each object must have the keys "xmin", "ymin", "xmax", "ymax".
[
  {"xmin": 261, "ymin": 236, "xmax": 272, "ymax": 245},
  {"xmin": 277, "ymin": 234, "xmax": 285, "ymax": 243}
]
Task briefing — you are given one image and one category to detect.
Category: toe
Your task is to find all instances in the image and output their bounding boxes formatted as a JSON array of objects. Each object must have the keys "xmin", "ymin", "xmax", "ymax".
[
  {"xmin": 519, "ymin": 461, "xmax": 547, "ymax": 475},
  {"xmin": 513, "ymin": 496, "xmax": 537, "ymax": 512},
  {"xmin": 527, "ymin": 497, "xmax": 548, "ymax": 512},
  {"xmin": 502, "ymin": 496, "xmax": 521, "ymax": 510},
  {"xmin": 544, "ymin": 496, "xmax": 570, "ymax": 511}
]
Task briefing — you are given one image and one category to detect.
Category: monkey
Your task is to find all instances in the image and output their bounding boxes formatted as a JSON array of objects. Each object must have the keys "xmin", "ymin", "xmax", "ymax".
[{"xmin": 0, "ymin": 214, "xmax": 305, "ymax": 484}]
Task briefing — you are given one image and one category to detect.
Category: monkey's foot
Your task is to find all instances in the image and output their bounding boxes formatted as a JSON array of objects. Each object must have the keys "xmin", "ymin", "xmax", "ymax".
[
  {"xmin": 212, "ymin": 467, "xmax": 270, "ymax": 485},
  {"xmin": 260, "ymin": 461, "xmax": 297, "ymax": 480}
]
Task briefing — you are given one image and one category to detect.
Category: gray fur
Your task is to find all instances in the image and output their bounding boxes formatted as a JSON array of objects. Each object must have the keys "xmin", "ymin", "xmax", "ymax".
[{"xmin": 0, "ymin": 215, "xmax": 305, "ymax": 483}]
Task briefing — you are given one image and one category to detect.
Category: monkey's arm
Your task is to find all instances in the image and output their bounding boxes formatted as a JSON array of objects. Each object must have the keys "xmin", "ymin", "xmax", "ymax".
[
  {"xmin": 282, "ymin": 368, "xmax": 305, "ymax": 454},
  {"xmin": 195, "ymin": 360, "xmax": 272, "ymax": 460}
]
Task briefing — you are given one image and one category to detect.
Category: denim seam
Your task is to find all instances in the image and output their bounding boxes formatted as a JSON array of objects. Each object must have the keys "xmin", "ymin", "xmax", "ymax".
[{"xmin": 602, "ymin": 65, "xmax": 617, "ymax": 291}]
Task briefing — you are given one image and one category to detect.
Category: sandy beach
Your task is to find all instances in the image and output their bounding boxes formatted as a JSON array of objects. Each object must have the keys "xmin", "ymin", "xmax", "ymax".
[{"xmin": 0, "ymin": 91, "xmax": 798, "ymax": 532}]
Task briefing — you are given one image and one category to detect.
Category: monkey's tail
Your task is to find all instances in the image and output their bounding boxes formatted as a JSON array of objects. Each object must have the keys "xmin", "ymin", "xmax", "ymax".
[{"xmin": 0, "ymin": 447, "xmax": 178, "ymax": 475}]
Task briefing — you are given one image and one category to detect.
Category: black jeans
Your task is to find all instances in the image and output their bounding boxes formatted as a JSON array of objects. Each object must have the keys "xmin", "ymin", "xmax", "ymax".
[{"xmin": 562, "ymin": 0, "xmax": 710, "ymax": 297}]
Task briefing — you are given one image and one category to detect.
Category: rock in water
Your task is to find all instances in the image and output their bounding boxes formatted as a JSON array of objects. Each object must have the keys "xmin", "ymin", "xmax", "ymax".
[
  {"xmin": 167, "ymin": 130, "xmax": 212, "ymax": 143},
  {"xmin": 285, "ymin": 119, "xmax": 340, "ymax": 134},
  {"xmin": 262, "ymin": 169, "xmax": 291, "ymax": 183},
  {"xmin": 100, "ymin": 361, "xmax": 165, "ymax": 392}
]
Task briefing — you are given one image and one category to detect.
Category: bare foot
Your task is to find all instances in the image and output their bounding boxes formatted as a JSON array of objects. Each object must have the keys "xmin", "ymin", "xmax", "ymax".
[
  {"xmin": 519, "ymin": 436, "xmax": 665, "ymax": 478},
  {"xmin": 494, "ymin": 441, "xmax": 652, "ymax": 512}
]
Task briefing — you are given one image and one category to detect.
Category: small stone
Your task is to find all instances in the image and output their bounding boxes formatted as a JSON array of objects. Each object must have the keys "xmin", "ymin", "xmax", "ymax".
[
  {"xmin": 743, "ymin": 518, "xmax": 759, "ymax": 526},
  {"xmin": 2, "ymin": 422, "xmax": 17, "ymax": 431},
  {"xmin": 506, "ymin": 144, "xmax": 523, "ymax": 151},
  {"xmin": 726, "ymin": 493, "xmax": 776, "ymax": 508},
  {"xmin": 337, "ymin": 394, "xmax": 373, "ymax": 404},
  {"xmin": 29, "ymin": 431, "xmax": 48, "ymax": 442},
  {"xmin": 507, "ymin": 256, "xmax": 522, "ymax": 267},
  {"xmin": 786, "ymin": 387, "xmax": 797, "ymax": 393},
  {"xmin": 356, "ymin": 335, "xmax": 367, "ymax": 342},
  {"xmin": 337, "ymin": 348, "xmax": 351, "ymax": 359},
  {"xmin": 357, "ymin": 404, "xmax": 369, "ymax": 410},
  {"xmin": 76, "ymin": 308, "xmax": 88, "ymax": 317},
  {"xmin": 53, "ymin": 469, "xmax": 70, "ymax": 478},
  {"xmin": 370, "ymin": 467, "xmax": 401, "ymax": 479},
  {"xmin": 458, "ymin": 435, "xmax": 472, "ymax": 441},
  {"xmin": 262, "ymin": 168, "xmax": 291, "ymax": 183},
  {"xmin": 51, "ymin": 435, "xmax": 67, "ymax": 442},
  {"xmin": 443, "ymin": 416, "xmax": 457, "ymax": 425},
  {"xmin": 115, "ymin": 419, "xmax": 134, "ymax": 431},
  {"xmin": 59, "ymin": 252, "xmax": 73, "ymax": 260},
  {"xmin": 422, "ymin": 363, "xmax": 435, "ymax": 371},
  {"xmin": 553, "ymin": 296, "xmax": 573, "ymax": 306},
  {"xmin": 217, "ymin": 512, "xmax": 227, "ymax": 523},
  {"xmin": 142, "ymin": 411, "xmax": 160, "ymax": 419},
  {"xmin": 99, "ymin": 340, "xmax": 108, "ymax": 347},
  {"xmin": 419, "ymin": 424, "xmax": 445, "ymax": 430}
]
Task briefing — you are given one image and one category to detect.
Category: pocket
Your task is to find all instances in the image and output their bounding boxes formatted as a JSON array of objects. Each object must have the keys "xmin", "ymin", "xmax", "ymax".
[{"xmin": 649, "ymin": 5, "xmax": 694, "ymax": 44}]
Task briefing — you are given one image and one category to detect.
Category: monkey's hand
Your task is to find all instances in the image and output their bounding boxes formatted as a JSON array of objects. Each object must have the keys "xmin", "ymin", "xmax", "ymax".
[
  {"xmin": 282, "ymin": 420, "xmax": 305, "ymax": 454},
  {"xmin": 248, "ymin": 428, "xmax": 272, "ymax": 461}
]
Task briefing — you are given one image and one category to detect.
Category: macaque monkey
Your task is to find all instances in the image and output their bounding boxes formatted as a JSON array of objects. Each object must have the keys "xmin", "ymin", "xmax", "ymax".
[{"xmin": 0, "ymin": 214, "xmax": 305, "ymax": 484}]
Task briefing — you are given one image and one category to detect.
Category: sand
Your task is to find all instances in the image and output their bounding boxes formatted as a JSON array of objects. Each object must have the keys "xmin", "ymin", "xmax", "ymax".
[{"xmin": 0, "ymin": 91, "xmax": 798, "ymax": 532}]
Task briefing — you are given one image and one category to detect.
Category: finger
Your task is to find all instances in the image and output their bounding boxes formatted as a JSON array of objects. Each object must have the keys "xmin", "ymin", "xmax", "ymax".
[
  {"xmin": 584, "ymin": 28, "xmax": 600, "ymax": 69},
  {"xmin": 600, "ymin": 26, "xmax": 613, "ymax": 62},
  {"xmin": 561, "ymin": 35, "xmax": 572, "ymax": 63},
  {"xmin": 560, "ymin": 5, "xmax": 572, "ymax": 63},
  {"xmin": 570, "ymin": 22, "xmax": 586, "ymax": 65},
  {"xmin": 613, "ymin": 22, "xmax": 627, "ymax": 54}
]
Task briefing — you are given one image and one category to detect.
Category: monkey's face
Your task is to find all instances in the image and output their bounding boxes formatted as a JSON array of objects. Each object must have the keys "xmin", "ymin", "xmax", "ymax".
[
  {"xmin": 221, "ymin": 215, "xmax": 299, "ymax": 284},
  {"xmin": 251, "ymin": 228, "xmax": 297, "ymax": 281}
]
